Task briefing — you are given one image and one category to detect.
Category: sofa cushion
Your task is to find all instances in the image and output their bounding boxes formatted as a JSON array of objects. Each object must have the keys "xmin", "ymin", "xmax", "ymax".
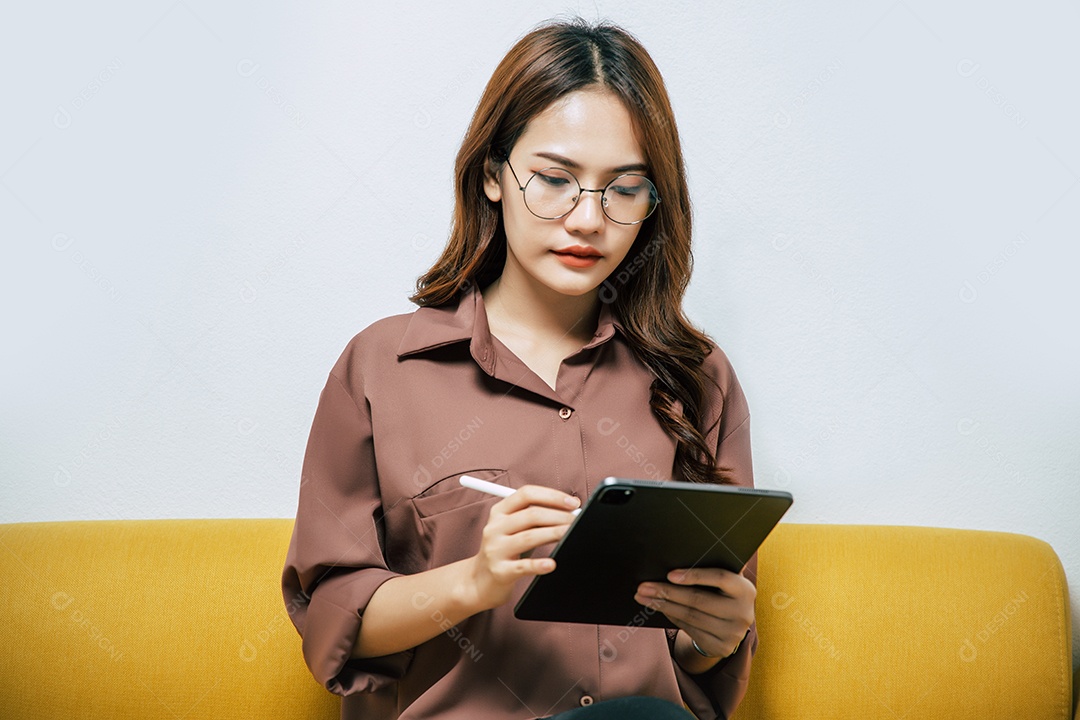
[{"xmin": 0, "ymin": 519, "xmax": 338, "ymax": 719}]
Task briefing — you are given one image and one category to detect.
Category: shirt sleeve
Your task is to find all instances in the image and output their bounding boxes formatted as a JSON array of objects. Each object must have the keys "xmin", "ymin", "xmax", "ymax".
[
  {"xmin": 281, "ymin": 359, "xmax": 411, "ymax": 696},
  {"xmin": 668, "ymin": 348, "xmax": 759, "ymax": 720}
]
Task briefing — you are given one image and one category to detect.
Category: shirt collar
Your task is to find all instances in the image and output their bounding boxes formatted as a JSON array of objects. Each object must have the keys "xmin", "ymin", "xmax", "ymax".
[{"xmin": 397, "ymin": 283, "xmax": 623, "ymax": 365}]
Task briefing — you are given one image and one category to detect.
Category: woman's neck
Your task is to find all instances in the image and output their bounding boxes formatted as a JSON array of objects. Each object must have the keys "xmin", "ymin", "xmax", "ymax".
[{"xmin": 481, "ymin": 273, "xmax": 600, "ymax": 347}]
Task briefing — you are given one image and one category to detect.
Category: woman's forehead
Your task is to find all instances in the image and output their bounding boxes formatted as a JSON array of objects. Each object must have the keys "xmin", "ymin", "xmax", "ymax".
[{"xmin": 516, "ymin": 89, "xmax": 646, "ymax": 170}]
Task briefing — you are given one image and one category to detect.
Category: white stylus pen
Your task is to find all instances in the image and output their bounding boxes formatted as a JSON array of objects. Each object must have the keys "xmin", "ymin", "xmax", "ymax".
[{"xmin": 459, "ymin": 475, "xmax": 581, "ymax": 516}]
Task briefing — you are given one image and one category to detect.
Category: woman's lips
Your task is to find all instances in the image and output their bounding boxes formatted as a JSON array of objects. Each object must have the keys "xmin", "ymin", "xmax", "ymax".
[{"xmin": 551, "ymin": 246, "xmax": 602, "ymax": 268}]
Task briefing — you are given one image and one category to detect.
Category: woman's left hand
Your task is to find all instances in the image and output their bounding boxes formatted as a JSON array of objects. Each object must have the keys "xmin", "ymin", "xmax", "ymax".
[{"xmin": 634, "ymin": 567, "xmax": 754, "ymax": 661}]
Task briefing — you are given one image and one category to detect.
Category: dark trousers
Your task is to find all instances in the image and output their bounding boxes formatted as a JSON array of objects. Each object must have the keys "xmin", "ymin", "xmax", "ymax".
[{"xmin": 545, "ymin": 696, "xmax": 695, "ymax": 719}]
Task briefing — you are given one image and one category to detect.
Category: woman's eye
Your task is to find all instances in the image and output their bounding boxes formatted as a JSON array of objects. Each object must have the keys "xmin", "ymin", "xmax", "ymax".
[
  {"xmin": 537, "ymin": 173, "xmax": 570, "ymax": 187},
  {"xmin": 611, "ymin": 184, "xmax": 641, "ymax": 197}
]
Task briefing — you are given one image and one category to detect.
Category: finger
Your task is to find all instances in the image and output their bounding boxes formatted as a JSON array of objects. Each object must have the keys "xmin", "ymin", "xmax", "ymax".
[
  {"xmin": 629, "ymin": 598, "xmax": 728, "ymax": 651},
  {"xmin": 497, "ymin": 524, "xmax": 571, "ymax": 558},
  {"xmin": 655, "ymin": 612, "xmax": 710, "ymax": 641},
  {"xmin": 679, "ymin": 627, "xmax": 738, "ymax": 659},
  {"xmin": 636, "ymin": 582, "xmax": 728, "ymax": 616},
  {"xmin": 635, "ymin": 583, "xmax": 754, "ymax": 639},
  {"xmin": 634, "ymin": 588, "xmax": 724, "ymax": 630},
  {"xmin": 490, "ymin": 556, "xmax": 558, "ymax": 581},
  {"xmin": 648, "ymin": 600, "xmax": 748, "ymax": 654},
  {"xmin": 667, "ymin": 567, "xmax": 755, "ymax": 598},
  {"xmin": 493, "ymin": 485, "xmax": 581, "ymax": 515},
  {"xmin": 496, "ymin": 504, "xmax": 578, "ymax": 535}
]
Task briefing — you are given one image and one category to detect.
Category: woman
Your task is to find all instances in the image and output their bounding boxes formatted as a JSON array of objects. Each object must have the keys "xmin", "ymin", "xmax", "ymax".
[{"xmin": 282, "ymin": 17, "xmax": 757, "ymax": 720}]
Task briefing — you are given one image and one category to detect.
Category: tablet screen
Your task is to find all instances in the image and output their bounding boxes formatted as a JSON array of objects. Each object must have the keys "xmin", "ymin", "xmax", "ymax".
[{"xmin": 513, "ymin": 477, "xmax": 792, "ymax": 627}]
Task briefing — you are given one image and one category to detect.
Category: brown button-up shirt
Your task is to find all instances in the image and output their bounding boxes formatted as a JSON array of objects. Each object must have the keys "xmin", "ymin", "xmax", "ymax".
[{"xmin": 282, "ymin": 285, "xmax": 758, "ymax": 720}]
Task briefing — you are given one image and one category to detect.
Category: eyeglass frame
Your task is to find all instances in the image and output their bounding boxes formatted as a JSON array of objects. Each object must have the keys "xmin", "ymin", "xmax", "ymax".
[{"xmin": 496, "ymin": 153, "xmax": 661, "ymax": 226}]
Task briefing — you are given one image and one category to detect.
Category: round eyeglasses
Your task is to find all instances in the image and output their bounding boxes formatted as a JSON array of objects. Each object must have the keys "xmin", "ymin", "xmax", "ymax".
[{"xmin": 501, "ymin": 158, "xmax": 661, "ymax": 225}]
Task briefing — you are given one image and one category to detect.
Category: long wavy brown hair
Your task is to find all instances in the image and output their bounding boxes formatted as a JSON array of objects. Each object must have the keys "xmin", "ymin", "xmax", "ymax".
[{"xmin": 411, "ymin": 17, "xmax": 729, "ymax": 485}]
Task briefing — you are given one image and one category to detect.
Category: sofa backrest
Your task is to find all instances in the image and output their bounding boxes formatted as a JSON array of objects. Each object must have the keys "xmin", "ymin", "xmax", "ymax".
[{"xmin": 1, "ymin": 520, "xmax": 1073, "ymax": 718}]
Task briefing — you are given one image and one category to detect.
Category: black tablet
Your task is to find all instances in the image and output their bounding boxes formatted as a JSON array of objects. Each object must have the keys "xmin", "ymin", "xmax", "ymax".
[{"xmin": 513, "ymin": 477, "xmax": 793, "ymax": 628}]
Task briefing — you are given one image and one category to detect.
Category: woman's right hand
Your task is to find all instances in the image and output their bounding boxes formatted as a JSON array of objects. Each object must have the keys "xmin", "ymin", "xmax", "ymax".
[{"xmin": 462, "ymin": 484, "xmax": 581, "ymax": 612}]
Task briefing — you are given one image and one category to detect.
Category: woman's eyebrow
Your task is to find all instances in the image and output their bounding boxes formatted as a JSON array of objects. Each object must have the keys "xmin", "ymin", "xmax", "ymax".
[{"xmin": 532, "ymin": 151, "xmax": 648, "ymax": 174}]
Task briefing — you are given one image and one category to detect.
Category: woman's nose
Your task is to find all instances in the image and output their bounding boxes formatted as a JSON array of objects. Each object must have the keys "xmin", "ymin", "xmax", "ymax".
[{"xmin": 563, "ymin": 189, "xmax": 606, "ymax": 232}]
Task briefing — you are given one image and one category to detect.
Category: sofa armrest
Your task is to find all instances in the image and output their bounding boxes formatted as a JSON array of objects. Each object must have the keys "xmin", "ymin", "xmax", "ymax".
[
  {"xmin": 736, "ymin": 524, "xmax": 1073, "ymax": 720},
  {"xmin": 1073, "ymin": 663, "xmax": 1079, "ymax": 720}
]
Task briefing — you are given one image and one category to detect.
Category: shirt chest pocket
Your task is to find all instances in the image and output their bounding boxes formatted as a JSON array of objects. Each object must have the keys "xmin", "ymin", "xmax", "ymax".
[{"xmin": 408, "ymin": 468, "xmax": 514, "ymax": 570}]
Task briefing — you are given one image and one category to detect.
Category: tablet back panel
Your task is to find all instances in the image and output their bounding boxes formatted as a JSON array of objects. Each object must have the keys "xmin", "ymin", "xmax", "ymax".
[{"xmin": 513, "ymin": 478, "xmax": 792, "ymax": 627}]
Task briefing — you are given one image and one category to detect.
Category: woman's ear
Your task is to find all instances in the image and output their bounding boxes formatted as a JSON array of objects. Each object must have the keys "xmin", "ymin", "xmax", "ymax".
[{"xmin": 483, "ymin": 157, "xmax": 503, "ymax": 203}]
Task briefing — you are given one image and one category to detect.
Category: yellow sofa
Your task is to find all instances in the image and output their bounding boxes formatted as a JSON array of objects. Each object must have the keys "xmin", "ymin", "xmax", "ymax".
[{"xmin": 1, "ymin": 519, "xmax": 1076, "ymax": 719}]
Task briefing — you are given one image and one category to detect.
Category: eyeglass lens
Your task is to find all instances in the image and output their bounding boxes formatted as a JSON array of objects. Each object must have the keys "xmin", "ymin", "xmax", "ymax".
[{"xmin": 523, "ymin": 167, "xmax": 658, "ymax": 224}]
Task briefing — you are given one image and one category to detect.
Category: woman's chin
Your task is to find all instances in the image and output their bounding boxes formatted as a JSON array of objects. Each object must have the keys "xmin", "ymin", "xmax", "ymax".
[{"xmin": 538, "ymin": 273, "xmax": 606, "ymax": 299}]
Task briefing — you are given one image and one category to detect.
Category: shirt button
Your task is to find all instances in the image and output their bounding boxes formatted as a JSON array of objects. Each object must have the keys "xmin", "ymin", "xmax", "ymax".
[
  {"xmin": 579, "ymin": 695, "xmax": 595, "ymax": 707},
  {"xmin": 558, "ymin": 407, "xmax": 572, "ymax": 420}
]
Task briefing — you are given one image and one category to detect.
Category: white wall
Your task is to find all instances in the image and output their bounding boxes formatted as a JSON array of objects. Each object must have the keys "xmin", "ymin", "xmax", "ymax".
[{"xmin": 2, "ymin": 2, "xmax": 1076, "ymax": 666}]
